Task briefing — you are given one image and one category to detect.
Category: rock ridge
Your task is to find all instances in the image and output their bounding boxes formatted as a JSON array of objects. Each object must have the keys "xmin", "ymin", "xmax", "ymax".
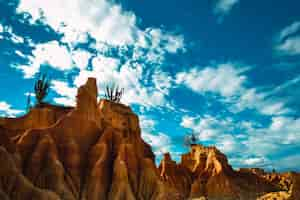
[{"xmin": 0, "ymin": 77, "xmax": 299, "ymax": 200}]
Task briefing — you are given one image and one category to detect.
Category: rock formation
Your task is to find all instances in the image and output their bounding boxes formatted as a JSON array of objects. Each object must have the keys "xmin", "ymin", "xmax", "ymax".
[
  {"xmin": 159, "ymin": 153, "xmax": 193, "ymax": 199},
  {"xmin": 0, "ymin": 77, "xmax": 299, "ymax": 200},
  {"xmin": 0, "ymin": 78, "xmax": 171, "ymax": 200},
  {"xmin": 159, "ymin": 144, "xmax": 291, "ymax": 200}
]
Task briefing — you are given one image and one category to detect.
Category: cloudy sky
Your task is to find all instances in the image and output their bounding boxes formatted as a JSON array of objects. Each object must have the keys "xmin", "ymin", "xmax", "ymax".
[{"xmin": 0, "ymin": 0, "xmax": 300, "ymax": 171}]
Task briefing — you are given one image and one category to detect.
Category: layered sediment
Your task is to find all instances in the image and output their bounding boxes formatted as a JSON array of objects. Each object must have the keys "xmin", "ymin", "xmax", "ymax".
[{"xmin": 0, "ymin": 77, "xmax": 298, "ymax": 200}]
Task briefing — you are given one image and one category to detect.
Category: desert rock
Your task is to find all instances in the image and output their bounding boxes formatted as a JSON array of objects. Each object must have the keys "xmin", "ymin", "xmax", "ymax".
[{"xmin": 0, "ymin": 77, "xmax": 299, "ymax": 200}]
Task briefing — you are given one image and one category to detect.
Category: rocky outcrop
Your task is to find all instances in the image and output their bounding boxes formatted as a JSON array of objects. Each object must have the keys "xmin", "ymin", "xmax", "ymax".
[
  {"xmin": 257, "ymin": 173, "xmax": 300, "ymax": 200},
  {"xmin": 0, "ymin": 78, "xmax": 172, "ymax": 200},
  {"xmin": 0, "ymin": 146, "xmax": 60, "ymax": 200},
  {"xmin": 159, "ymin": 144, "xmax": 295, "ymax": 200},
  {"xmin": 159, "ymin": 153, "xmax": 193, "ymax": 199},
  {"xmin": 0, "ymin": 103, "xmax": 72, "ymax": 138},
  {"xmin": 0, "ymin": 77, "xmax": 299, "ymax": 200}
]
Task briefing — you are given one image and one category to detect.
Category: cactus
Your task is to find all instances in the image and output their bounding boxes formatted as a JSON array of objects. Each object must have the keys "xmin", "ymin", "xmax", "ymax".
[
  {"xmin": 184, "ymin": 132, "xmax": 198, "ymax": 147},
  {"xmin": 26, "ymin": 93, "xmax": 32, "ymax": 112},
  {"xmin": 104, "ymin": 85, "xmax": 124, "ymax": 103},
  {"xmin": 34, "ymin": 74, "xmax": 50, "ymax": 106}
]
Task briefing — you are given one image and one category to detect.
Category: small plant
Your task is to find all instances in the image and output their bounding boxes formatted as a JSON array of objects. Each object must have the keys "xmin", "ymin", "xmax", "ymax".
[
  {"xmin": 184, "ymin": 132, "xmax": 198, "ymax": 147},
  {"xmin": 34, "ymin": 74, "xmax": 50, "ymax": 106},
  {"xmin": 104, "ymin": 85, "xmax": 124, "ymax": 103}
]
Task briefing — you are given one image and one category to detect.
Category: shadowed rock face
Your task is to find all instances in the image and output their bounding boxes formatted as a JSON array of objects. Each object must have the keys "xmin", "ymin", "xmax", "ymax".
[{"xmin": 0, "ymin": 77, "xmax": 299, "ymax": 200}]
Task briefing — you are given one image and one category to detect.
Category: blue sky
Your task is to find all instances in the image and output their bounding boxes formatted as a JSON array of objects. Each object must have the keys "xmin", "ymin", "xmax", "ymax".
[{"xmin": 0, "ymin": 0, "xmax": 300, "ymax": 171}]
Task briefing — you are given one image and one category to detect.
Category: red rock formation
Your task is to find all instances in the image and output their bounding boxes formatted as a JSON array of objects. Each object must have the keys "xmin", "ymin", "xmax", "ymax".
[
  {"xmin": 0, "ymin": 78, "xmax": 173, "ymax": 200},
  {"xmin": 257, "ymin": 173, "xmax": 300, "ymax": 200},
  {"xmin": 159, "ymin": 144, "xmax": 290, "ymax": 200},
  {"xmin": 289, "ymin": 173, "xmax": 300, "ymax": 199},
  {"xmin": 159, "ymin": 153, "xmax": 193, "ymax": 199},
  {"xmin": 0, "ymin": 77, "xmax": 299, "ymax": 200},
  {"xmin": 0, "ymin": 146, "xmax": 60, "ymax": 200},
  {"xmin": 0, "ymin": 103, "xmax": 71, "ymax": 139}
]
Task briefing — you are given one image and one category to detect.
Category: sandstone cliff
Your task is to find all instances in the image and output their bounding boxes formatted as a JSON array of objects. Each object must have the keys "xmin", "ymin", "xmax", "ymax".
[
  {"xmin": 159, "ymin": 145, "xmax": 300, "ymax": 200},
  {"xmin": 0, "ymin": 78, "xmax": 172, "ymax": 200},
  {"xmin": 0, "ymin": 77, "xmax": 299, "ymax": 200}
]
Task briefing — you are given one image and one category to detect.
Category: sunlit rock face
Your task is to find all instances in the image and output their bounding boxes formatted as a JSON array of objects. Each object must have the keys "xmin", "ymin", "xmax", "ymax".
[
  {"xmin": 0, "ymin": 78, "xmax": 170, "ymax": 200},
  {"xmin": 159, "ymin": 144, "xmax": 300, "ymax": 200},
  {"xmin": 0, "ymin": 77, "xmax": 299, "ymax": 200},
  {"xmin": 159, "ymin": 153, "xmax": 193, "ymax": 199}
]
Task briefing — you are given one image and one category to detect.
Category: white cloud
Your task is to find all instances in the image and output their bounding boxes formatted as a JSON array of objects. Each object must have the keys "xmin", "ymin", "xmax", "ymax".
[
  {"xmin": 243, "ymin": 157, "xmax": 265, "ymax": 166},
  {"xmin": 16, "ymin": 41, "xmax": 73, "ymax": 78},
  {"xmin": 230, "ymin": 156, "xmax": 271, "ymax": 169},
  {"xmin": 260, "ymin": 102, "xmax": 289, "ymax": 115},
  {"xmin": 35, "ymin": 42, "xmax": 73, "ymax": 70},
  {"xmin": 51, "ymin": 80, "xmax": 77, "ymax": 98},
  {"xmin": 267, "ymin": 75, "xmax": 300, "ymax": 96},
  {"xmin": 176, "ymin": 63, "xmax": 291, "ymax": 116},
  {"xmin": 72, "ymin": 50, "xmax": 92, "ymax": 69},
  {"xmin": 15, "ymin": 50, "xmax": 26, "ymax": 58},
  {"xmin": 51, "ymin": 80, "xmax": 77, "ymax": 106},
  {"xmin": 180, "ymin": 115, "xmax": 235, "ymax": 141},
  {"xmin": 276, "ymin": 36, "xmax": 300, "ymax": 55},
  {"xmin": 16, "ymin": 0, "xmax": 184, "ymax": 71},
  {"xmin": 139, "ymin": 115, "xmax": 156, "ymax": 132},
  {"xmin": 181, "ymin": 115, "xmax": 196, "ymax": 129},
  {"xmin": 275, "ymin": 21, "xmax": 300, "ymax": 55},
  {"xmin": 214, "ymin": 0, "xmax": 239, "ymax": 17},
  {"xmin": 74, "ymin": 55, "xmax": 120, "ymax": 87},
  {"xmin": 16, "ymin": 0, "xmax": 184, "ymax": 111},
  {"xmin": 0, "ymin": 101, "xmax": 24, "ymax": 117},
  {"xmin": 15, "ymin": 65, "xmax": 39, "ymax": 79},
  {"xmin": 176, "ymin": 63, "xmax": 246, "ymax": 97},
  {"xmin": 5, "ymin": 26, "xmax": 25, "ymax": 44},
  {"xmin": 139, "ymin": 115, "xmax": 172, "ymax": 156},
  {"xmin": 53, "ymin": 97, "xmax": 76, "ymax": 107},
  {"xmin": 244, "ymin": 116, "xmax": 300, "ymax": 157},
  {"xmin": 279, "ymin": 21, "xmax": 300, "ymax": 40},
  {"xmin": 152, "ymin": 70, "xmax": 173, "ymax": 95},
  {"xmin": 180, "ymin": 112, "xmax": 300, "ymax": 170},
  {"xmin": 216, "ymin": 134, "xmax": 242, "ymax": 154},
  {"xmin": 180, "ymin": 114, "xmax": 250, "ymax": 157},
  {"xmin": 142, "ymin": 132, "xmax": 172, "ymax": 155},
  {"xmin": 40, "ymin": 49, "xmax": 172, "ymax": 111},
  {"xmin": 17, "ymin": 0, "xmax": 185, "ymax": 52},
  {"xmin": 0, "ymin": 24, "xmax": 26, "ymax": 44},
  {"xmin": 234, "ymin": 88, "xmax": 291, "ymax": 116},
  {"xmin": 129, "ymin": 28, "xmax": 185, "ymax": 65},
  {"xmin": 146, "ymin": 28, "xmax": 185, "ymax": 54},
  {"xmin": 73, "ymin": 55, "xmax": 169, "ymax": 109},
  {"xmin": 17, "ymin": 0, "xmax": 135, "ymax": 45},
  {"xmin": 269, "ymin": 117, "xmax": 300, "ymax": 143}
]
